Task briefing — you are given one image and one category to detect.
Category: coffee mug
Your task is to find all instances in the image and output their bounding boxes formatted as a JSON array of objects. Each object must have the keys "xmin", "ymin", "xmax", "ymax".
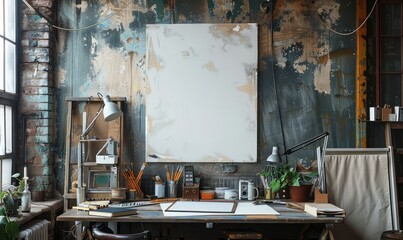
[
  {"xmin": 224, "ymin": 189, "xmax": 238, "ymax": 200},
  {"xmin": 247, "ymin": 183, "xmax": 259, "ymax": 200}
]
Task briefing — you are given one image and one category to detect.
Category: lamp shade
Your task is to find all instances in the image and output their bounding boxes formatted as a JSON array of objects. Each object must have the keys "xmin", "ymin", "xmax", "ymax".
[
  {"xmin": 267, "ymin": 146, "xmax": 281, "ymax": 164},
  {"xmin": 102, "ymin": 95, "xmax": 123, "ymax": 122}
]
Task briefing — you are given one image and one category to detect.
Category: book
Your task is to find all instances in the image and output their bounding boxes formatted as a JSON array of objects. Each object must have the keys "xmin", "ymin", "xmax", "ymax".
[
  {"xmin": 304, "ymin": 203, "xmax": 345, "ymax": 217},
  {"xmin": 88, "ymin": 207, "xmax": 138, "ymax": 217}
]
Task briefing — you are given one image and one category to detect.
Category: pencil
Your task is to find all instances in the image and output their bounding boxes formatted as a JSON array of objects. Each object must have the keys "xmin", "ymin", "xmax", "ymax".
[{"xmin": 165, "ymin": 165, "xmax": 171, "ymax": 181}]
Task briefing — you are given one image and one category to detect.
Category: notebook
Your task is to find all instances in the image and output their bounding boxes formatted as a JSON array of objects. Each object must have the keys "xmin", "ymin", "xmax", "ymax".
[
  {"xmin": 304, "ymin": 203, "xmax": 345, "ymax": 218},
  {"xmin": 88, "ymin": 207, "xmax": 138, "ymax": 217}
]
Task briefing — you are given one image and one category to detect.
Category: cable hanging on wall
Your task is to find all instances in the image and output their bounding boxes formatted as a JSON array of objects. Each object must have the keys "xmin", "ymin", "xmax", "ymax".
[
  {"xmin": 318, "ymin": 0, "xmax": 378, "ymax": 36},
  {"xmin": 258, "ymin": 0, "xmax": 288, "ymax": 161}
]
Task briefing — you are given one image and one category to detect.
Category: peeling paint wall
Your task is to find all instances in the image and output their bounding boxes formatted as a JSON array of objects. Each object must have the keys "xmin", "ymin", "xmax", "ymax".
[{"xmin": 55, "ymin": 0, "xmax": 357, "ymax": 194}]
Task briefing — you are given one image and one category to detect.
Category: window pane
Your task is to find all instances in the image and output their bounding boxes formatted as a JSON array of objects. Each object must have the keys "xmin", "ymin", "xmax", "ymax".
[
  {"xmin": 381, "ymin": 38, "xmax": 401, "ymax": 72},
  {"xmin": 4, "ymin": 0, "xmax": 15, "ymax": 41},
  {"xmin": 0, "ymin": 38, "xmax": 3, "ymax": 91},
  {"xmin": 1, "ymin": 158, "xmax": 12, "ymax": 189},
  {"xmin": 0, "ymin": 0, "xmax": 4, "ymax": 36},
  {"xmin": 381, "ymin": 75, "xmax": 402, "ymax": 106},
  {"xmin": 0, "ymin": 105, "xmax": 4, "ymax": 155},
  {"xmin": 5, "ymin": 40, "xmax": 15, "ymax": 93},
  {"xmin": 5, "ymin": 106, "xmax": 11, "ymax": 154},
  {"xmin": 381, "ymin": 4, "xmax": 401, "ymax": 35}
]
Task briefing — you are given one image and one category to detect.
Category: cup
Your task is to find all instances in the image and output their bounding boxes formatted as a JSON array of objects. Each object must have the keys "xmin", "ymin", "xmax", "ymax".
[
  {"xmin": 389, "ymin": 114, "xmax": 397, "ymax": 121},
  {"xmin": 167, "ymin": 180, "xmax": 177, "ymax": 198},
  {"xmin": 127, "ymin": 189, "xmax": 136, "ymax": 201},
  {"xmin": 215, "ymin": 187, "xmax": 229, "ymax": 199},
  {"xmin": 265, "ymin": 188, "xmax": 274, "ymax": 200},
  {"xmin": 155, "ymin": 182, "xmax": 165, "ymax": 198},
  {"xmin": 224, "ymin": 189, "xmax": 238, "ymax": 200},
  {"xmin": 247, "ymin": 183, "xmax": 259, "ymax": 200}
]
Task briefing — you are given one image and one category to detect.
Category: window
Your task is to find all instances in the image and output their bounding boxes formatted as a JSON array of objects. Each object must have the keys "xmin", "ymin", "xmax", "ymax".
[
  {"xmin": 0, "ymin": 0, "xmax": 18, "ymax": 190},
  {"xmin": 377, "ymin": 0, "xmax": 403, "ymax": 106}
]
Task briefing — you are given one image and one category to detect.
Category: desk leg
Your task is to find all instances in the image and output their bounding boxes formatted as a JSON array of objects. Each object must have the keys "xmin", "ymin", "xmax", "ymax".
[
  {"xmin": 76, "ymin": 221, "xmax": 82, "ymax": 240},
  {"xmin": 297, "ymin": 224, "xmax": 310, "ymax": 240},
  {"xmin": 320, "ymin": 224, "xmax": 335, "ymax": 240}
]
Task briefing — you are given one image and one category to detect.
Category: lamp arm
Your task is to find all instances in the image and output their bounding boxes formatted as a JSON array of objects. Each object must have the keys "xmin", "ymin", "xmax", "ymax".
[
  {"xmin": 283, "ymin": 132, "xmax": 329, "ymax": 155},
  {"xmin": 81, "ymin": 108, "xmax": 104, "ymax": 137}
]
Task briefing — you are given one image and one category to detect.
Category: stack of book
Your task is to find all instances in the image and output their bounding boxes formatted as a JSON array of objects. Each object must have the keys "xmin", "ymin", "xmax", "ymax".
[
  {"xmin": 304, "ymin": 203, "xmax": 345, "ymax": 218},
  {"xmin": 72, "ymin": 200, "xmax": 110, "ymax": 211},
  {"xmin": 88, "ymin": 207, "xmax": 138, "ymax": 217}
]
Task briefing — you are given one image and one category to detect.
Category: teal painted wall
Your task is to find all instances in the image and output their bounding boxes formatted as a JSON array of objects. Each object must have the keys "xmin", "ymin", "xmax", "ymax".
[{"xmin": 54, "ymin": 0, "xmax": 357, "ymax": 194}]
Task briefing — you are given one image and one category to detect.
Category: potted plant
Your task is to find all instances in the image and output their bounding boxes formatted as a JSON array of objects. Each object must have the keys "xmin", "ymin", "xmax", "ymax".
[
  {"xmin": 0, "ymin": 173, "xmax": 25, "ymax": 216},
  {"xmin": 0, "ymin": 173, "xmax": 23, "ymax": 240},
  {"xmin": 260, "ymin": 164, "xmax": 315, "ymax": 202},
  {"xmin": 0, "ymin": 205, "xmax": 19, "ymax": 240}
]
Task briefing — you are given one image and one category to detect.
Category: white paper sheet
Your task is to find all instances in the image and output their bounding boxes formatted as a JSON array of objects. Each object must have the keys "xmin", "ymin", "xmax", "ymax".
[
  {"xmin": 160, "ymin": 202, "xmax": 279, "ymax": 217},
  {"xmin": 165, "ymin": 201, "xmax": 236, "ymax": 213}
]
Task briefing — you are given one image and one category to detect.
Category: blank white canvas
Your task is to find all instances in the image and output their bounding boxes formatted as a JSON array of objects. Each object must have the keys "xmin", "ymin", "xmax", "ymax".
[{"xmin": 145, "ymin": 23, "xmax": 258, "ymax": 163}]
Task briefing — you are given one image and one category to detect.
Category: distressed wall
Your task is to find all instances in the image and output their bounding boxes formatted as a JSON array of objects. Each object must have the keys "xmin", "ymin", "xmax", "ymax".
[
  {"xmin": 19, "ymin": 0, "xmax": 56, "ymax": 198},
  {"xmin": 54, "ymin": 0, "xmax": 358, "ymax": 194}
]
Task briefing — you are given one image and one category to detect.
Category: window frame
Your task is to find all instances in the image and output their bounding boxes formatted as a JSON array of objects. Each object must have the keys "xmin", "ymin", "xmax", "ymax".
[
  {"xmin": 0, "ymin": 0, "xmax": 20, "ymax": 190},
  {"xmin": 376, "ymin": 0, "xmax": 403, "ymax": 106}
]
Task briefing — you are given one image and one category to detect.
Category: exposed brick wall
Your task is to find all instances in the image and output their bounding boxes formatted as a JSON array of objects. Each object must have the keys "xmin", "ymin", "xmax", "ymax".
[{"xmin": 20, "ymin": 0, "xmax": 56, "ymax": 199}]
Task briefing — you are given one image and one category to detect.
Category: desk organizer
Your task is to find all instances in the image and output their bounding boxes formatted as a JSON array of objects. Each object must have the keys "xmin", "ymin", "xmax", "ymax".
[{"xmin": 182, "ymin": 183, "xmax": 199, "ymax": 200}]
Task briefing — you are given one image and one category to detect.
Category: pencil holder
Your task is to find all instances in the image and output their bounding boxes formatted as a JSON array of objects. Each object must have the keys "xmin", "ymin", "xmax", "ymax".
[
  {"xmin": 155, "ymin": 182, "xmax": 165, "ymax": 198},
  {"xmin": 167, "ymin": 181, "xmax": 177, "ymax": 198}
]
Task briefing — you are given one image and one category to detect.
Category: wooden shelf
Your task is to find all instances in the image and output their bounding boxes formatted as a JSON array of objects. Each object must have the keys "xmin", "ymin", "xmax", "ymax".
[{"xmin": 63, "ymin": 98, "xmax": 125, "ymax": 211}]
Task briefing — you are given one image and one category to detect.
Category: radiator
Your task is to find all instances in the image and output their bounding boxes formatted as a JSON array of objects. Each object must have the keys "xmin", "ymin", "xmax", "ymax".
[{"xmin": 17, "ymin": 219, "xmax": 50, "ymax": 240}]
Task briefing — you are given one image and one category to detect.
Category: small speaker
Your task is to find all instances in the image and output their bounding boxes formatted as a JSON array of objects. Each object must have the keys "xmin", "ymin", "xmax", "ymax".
[{"xmin": 239, "ymin": 180, "xmax": 250, "ymax": 200}]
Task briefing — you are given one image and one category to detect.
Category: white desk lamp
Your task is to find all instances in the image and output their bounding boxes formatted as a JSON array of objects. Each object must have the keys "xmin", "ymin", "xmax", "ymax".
[
  {"xmin": 81, "ymin": 94, "xmax": 123, "ymax": 137},
  {"xmin": 266, "ymin": 132, "xmax": 329, "ymax": 193},
  {"xmin": 267, "ymin": 146, "xmax": 281, "ymax": 164}
]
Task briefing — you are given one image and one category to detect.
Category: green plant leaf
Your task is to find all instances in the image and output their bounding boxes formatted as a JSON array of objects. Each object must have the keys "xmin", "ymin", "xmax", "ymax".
[
  {"xmin": 0, "ymin": 192, "xmax": 7, "ymax": 200},
  {"xmin": 292, "ymin": 178, "xmax": 300, "ymax": 186},
  {"xmin": 0, "ymin": 224, "xmax": 7, "ymax": 240},
  {"xmin": 0, "ymin": 216, "xmax": 7, "ymax": 225},
  {"xmin": 11, "ymin": 173, "xmax": 20, "ymax": 179},
  {"xmin": 270, "ymin": 179, "xmax": 281, "ymax": 193},
  {"xmin": 5, "ymin": 221, "xmax": 19, "ymax": 239}
]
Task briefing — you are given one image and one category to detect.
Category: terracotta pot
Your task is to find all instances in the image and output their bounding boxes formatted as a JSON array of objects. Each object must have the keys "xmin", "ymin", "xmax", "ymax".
[
  {"xmin": 32, "ymin": 190, "xmax": 46, "ymax": 202},
  {"xmin": 289, "ymin": 185, "xmax": 312, "ymax": 202}
]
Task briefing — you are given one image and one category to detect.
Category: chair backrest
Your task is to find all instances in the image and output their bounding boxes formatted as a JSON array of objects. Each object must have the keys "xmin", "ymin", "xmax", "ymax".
[
  {"xmin": 324, "ymin": 148, "xmax": 399, "ymax": 240},
  {"xmin": 92, "ymin": 228, "xmax": 151, "ymax": 240}
]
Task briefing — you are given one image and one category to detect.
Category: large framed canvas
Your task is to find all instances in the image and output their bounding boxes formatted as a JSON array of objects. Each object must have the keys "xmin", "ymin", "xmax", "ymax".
[{"xmin": 145, "ymin": 23, "xmax": 257, "ymax": 163}]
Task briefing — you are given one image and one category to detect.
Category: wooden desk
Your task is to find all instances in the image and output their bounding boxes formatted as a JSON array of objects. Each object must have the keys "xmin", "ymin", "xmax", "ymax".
[
  {"xmin": 57, "ymin": 203, "xmax": 343, "ymax": 224},
  {"xmin": 57, "ymin": 202, "xmax": 343, "ymax": 239}
]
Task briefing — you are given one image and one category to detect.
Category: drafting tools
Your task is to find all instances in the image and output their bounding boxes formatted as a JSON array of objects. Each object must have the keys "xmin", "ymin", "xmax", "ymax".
[
  {"xmin": 122, "ymin": 162, "xmax": 147, "ymax": 195},
  {"xmin": 165, "ymin": 165, "xmax": 184, "ymax": 183}
]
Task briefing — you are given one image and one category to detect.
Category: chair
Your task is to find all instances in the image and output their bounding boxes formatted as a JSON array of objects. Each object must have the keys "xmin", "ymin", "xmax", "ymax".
[
  {"xmin": 324, "ymin": 147, "xmax": 399, "ymax": 240},
  {"xmin": 92, "ymin": 227, "xmax": 151, "ymax": 240}
]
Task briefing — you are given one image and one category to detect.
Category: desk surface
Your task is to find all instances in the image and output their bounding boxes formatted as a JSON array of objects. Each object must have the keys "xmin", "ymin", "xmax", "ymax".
[{"xmin": 57, "ymin": 201, "xmax": 344, "ymax": 224}]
